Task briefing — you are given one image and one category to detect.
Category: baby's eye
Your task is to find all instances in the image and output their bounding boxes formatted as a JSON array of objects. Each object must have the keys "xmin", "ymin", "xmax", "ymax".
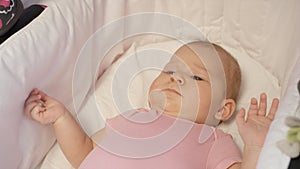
[
  {"xmin": 165, "ymin": 71, "xmax": 175, "ymax": 75},
  {"xmin": 191, "ymin": 75, "xmax": 203, "ymax": 81}
]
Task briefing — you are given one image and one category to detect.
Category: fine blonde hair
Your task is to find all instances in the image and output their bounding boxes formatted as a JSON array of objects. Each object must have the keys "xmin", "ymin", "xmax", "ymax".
[{"xmin": 213, "ymin": 43, "xmax": 241, "ymax": 102}]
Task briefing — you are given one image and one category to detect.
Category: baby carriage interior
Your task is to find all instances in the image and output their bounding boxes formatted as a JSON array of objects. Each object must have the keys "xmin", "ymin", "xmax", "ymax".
[{"xmin": 0, "ymin": 0, "xmax": 299, "ymax": 169}]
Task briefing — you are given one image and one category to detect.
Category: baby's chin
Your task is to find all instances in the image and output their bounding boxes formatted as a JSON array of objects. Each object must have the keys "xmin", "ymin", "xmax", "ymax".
[{"xmin": 148, "ymin": 90, "xmax": 181, "ymax": 113}]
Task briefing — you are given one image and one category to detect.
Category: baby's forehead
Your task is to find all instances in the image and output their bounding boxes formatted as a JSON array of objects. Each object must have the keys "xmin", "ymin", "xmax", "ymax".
[
  {"xmin": 171, "ymin": 44, "xmax": 218, "ymax": 67},
  {"xmin": 169, "ymin": 43, "xmax": 228, "ymax": 76}
]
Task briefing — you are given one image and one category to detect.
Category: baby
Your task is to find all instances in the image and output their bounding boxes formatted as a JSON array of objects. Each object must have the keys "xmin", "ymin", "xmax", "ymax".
[{"xmin": 24, "ymin": 41, "xmax": 279, "ymax": 169}]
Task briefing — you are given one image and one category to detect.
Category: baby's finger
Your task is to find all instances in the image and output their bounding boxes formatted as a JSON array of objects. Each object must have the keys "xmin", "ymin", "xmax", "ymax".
[
  {"xmin": 24, "ymin": 101, "xmax": 37, "ymax": 116},
  {"xmin": 30, "ymin": 104, "xmax": 46, "ymax": 122},
  {"xmin": 258, "ymin": 93, "xmax": 267, "ymax": 116},
  {"xmin": 248, "ymin": 98, "xmax": 258, "ymax": 115},
  {"xmin": 37, "ymin": 90, "xmax": 49, "ymax": 102},
  {"xmin": 24, "ymin": 94, "xmax": 42, "ymax": 107},
  {"xmin": 25, "ymin": 102, "xmax": 44, "ymax": 117},
  {"xmin": 267, "ymin": 98, "xmax": 279, "ymax": 120},
  {"xmin": 29, "ymin": 88, "xmax": 39, "ymax": 96},
  {"xmin": 236, "ymin": 108, "xmax": 246, "ymax": 126}
]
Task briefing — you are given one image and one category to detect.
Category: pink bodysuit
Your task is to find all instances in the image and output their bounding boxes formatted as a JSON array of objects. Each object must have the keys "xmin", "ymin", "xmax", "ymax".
[{"xmin": 80, "ymin": 109, "xmax": 242, "ymax": 169}]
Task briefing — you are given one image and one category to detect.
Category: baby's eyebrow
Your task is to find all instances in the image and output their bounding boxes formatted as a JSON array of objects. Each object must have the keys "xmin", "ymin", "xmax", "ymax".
[
  {"xmin": 198, "ymin": 66, "xmax": 207, "ymax": 72},
  {"xmin": 191, "ymin": 63, "xmax": 208, "ymax": 74},
  {"xmin": 195, "ymin": 69, "xmax": 209, "ymax": 78},
  {"xmin": 198, "ymin": 68, "xmax": 208, "ymax": 74}
]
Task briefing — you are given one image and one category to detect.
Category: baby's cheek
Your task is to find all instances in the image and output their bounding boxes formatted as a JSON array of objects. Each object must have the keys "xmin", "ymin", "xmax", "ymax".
[{"xmin": 150, "ymin": 78, "xmax": 160, "ymax": 87}]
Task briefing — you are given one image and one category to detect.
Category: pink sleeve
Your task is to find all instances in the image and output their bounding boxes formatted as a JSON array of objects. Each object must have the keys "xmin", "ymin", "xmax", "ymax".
[{"xmin": 206, "ymin": 132, "xmax": 242, "ymax": 169}]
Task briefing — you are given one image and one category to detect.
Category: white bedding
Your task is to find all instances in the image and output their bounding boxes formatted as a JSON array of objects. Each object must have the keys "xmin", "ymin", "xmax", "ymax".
[{"xmin": 0, "ymin": 0, "xmax": 299, "ymax": 169}]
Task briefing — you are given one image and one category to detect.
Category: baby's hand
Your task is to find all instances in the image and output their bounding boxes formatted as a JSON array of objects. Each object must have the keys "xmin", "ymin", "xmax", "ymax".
[
  {"xmin": 236, "ymin": 93, "xmax": 279, "ymax": 148},
  {"xmin": 24, "ymin": 88, "xmax": 66, "ymax": 125}
]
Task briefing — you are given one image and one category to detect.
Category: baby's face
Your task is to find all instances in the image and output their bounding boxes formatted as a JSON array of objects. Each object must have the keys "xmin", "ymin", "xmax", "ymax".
[{"xmin": 149, "ymin": 45, "xmax": 212, "ymax": 124}]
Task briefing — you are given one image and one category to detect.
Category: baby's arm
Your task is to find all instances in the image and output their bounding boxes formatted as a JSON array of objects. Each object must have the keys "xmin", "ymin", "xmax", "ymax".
[
  {"xmin": 229, "ymin": 93, "xmax": 279, "ymax": 169},
  {"xmin": 24, "ymin": 89, "xmax": 93, "ymax": 168}
]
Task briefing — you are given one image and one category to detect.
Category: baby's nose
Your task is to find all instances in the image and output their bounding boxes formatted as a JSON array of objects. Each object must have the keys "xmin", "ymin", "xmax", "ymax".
[{"xmin": 171, "ymin": 75, "xmax": 184, "ymax": 85}]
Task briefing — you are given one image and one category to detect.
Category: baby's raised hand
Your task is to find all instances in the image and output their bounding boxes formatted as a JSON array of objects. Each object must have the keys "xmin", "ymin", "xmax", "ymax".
[
  {"xmin": 24, "ymin": 88, "xmax": 66, "ymax": 125},
  {"xmin": 236, "ymin": 93, "xmax": 279, "ymax": 148}
]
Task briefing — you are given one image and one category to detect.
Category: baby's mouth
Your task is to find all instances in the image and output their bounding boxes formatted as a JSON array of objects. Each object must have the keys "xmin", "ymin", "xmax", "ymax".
[{"xmin": 162, "ymin": 88, "xmax": 182, "ymax": 96}]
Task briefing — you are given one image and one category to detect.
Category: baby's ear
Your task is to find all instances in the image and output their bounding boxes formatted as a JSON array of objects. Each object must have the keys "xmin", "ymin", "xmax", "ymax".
[{"xmin": 214, "ymin": 99, "xmax": 236, "ymax": 121}]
